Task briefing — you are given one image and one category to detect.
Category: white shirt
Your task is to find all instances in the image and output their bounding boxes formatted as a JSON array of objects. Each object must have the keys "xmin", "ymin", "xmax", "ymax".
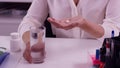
[{"xmin": 18, "ymin": 0, "xmax": 120, "ymax": 41}]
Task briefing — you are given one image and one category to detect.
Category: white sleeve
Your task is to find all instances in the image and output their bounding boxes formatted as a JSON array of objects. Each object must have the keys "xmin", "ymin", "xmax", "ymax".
[
  {"xmin": 18, "ymin": 0, "xmax": 48, "ymax": 38},
  {"xmin": 98, "ymin": 0, "xmax": 120, "ymax": 42}
]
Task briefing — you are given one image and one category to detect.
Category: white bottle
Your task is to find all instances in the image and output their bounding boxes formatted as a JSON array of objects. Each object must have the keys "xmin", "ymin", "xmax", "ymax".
[{"xmin": 10, "ymin": 32, "xmax": 21, "ymax": 52}]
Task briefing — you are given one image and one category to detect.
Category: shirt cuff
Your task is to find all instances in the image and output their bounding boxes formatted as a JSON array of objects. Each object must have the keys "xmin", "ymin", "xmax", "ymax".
[{"xmin": 97, "ymin": 22, "xmax": 119, "ymax": 42}]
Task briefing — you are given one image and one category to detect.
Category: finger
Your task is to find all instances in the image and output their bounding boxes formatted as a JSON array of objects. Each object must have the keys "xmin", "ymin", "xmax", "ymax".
[
  {"xmin": 47, "ymin": 17, "xmax": 55, "ymax": 22},
  {"xmin": 27, "ymin": 53, "xmax": 32, "ymax": 63},
  {"xmin": 62, "ymin": 23, "xmax": 78, "ymax": 30},
  {"xmin": 48, "ymin": 17, "xmax": 76, "ymax": 29},
  {"xmin": 57, "ymin": 19, "xmax": 75, "ymax": 29},
  {"xmin": 24, "ymin": 53, "xmax": 32, "ymax": 63},
  {"xmin": 26, "ymin": 42, "xmax": 32, "ymax": 63},
  {"xmin": 23, "ymin": 49, "xmax": 32, "ymax": 63},
  {"xmin": 26, "ymin": 42, "xmax": 30, "ymax": 49},
  {"xmin": 47, "ymin": 17, "xmax": 62, "ymax": 28}
]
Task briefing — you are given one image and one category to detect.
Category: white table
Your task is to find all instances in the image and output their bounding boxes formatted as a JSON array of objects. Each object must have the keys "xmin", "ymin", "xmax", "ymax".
[{"xmin": 0, "ymin": 36, "xmax": 103, "ymax": 68}]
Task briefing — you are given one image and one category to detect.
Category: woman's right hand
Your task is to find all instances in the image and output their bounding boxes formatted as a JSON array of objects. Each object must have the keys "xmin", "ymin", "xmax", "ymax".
[{"xmin": 23, "ymin": 42, "xmax": 32, "ymax": 63}]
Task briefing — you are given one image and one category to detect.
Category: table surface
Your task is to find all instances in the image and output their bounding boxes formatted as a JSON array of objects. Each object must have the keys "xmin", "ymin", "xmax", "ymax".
[{"xmin": 0, "ymin": 36, "xmax": 102, "ymax": 68}]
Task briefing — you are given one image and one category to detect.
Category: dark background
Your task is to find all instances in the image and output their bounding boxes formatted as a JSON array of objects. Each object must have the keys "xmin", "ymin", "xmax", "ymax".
[{"xmin": 0, "ymin": 2, "xmax": 55, "ymax": 37}]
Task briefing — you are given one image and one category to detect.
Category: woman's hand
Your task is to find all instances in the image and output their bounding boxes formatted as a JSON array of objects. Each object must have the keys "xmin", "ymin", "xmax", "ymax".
[
  {"xmin": 23, "ymin": 42, "xmax": 32, "ymax": 63},
  {"xmin": 47, "ymin": 16, "xmax": 84, "ymax": 30},
  {"xmin": 23, "ymin": 41, "xmax": 45, "ymax": 63},
  {"xmin": 47, "ymin": 16, "xmax": 104, "ymax": 38}
]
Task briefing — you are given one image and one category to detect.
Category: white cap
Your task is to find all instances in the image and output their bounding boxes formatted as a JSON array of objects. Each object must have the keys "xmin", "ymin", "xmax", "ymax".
[{"xmin": 10, "ymin": 32, "xmax": 20, "ymax": 39}]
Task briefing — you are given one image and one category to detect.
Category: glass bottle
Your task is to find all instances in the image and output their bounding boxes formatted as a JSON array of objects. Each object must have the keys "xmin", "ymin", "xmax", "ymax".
[{"xmin": 30, "ymin": 26, "xmax": 46, "ymax": 63}]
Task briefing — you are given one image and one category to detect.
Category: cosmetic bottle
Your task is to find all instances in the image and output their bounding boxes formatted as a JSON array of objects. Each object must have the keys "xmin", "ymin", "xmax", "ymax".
[{"xmin": 10, "ymin": 32, "xmax": 21, "ymax": 52}]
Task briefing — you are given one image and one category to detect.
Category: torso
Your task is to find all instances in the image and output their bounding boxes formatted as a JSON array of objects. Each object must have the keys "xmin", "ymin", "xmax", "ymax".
[{"xmin": 47, "ymin": 0, "xmax": 108, "ymax": 38}]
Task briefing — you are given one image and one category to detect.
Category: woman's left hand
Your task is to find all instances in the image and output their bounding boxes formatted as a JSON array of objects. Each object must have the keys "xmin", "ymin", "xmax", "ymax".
[{"xmin": 47, "ymin": 16, "xmax": 84, "ymax": 30}]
